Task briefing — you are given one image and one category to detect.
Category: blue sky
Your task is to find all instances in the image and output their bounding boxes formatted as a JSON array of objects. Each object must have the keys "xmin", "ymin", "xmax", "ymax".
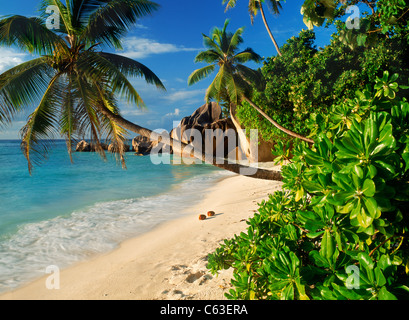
[{"xmin": 0, "ymin": 0, "xmax": 336, "ymax": 139}]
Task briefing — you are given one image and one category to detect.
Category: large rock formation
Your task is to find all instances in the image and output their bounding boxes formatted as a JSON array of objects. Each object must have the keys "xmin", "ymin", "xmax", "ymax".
[
  {"xmin": 132, "ymin": 133, "xmax": 169, "ymax": 156},
  {"xmin": 75, "ymin": 140, "xmax": 130, "ymax": 153},
  {"xmin": 170, "ymin": 102, "xmax": 241, "ymax": 160}
]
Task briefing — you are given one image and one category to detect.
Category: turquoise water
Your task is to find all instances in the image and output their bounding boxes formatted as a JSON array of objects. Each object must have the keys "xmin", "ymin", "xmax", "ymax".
[{"xmin": 0, "ymin": 140, "xmax": 229, "ymax": 293}]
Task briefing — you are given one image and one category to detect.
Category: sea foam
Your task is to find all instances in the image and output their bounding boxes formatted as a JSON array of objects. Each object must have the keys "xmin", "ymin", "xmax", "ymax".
[{"xmin": 0, "ymin": 169, "xmax": 234, "ymax": 293}]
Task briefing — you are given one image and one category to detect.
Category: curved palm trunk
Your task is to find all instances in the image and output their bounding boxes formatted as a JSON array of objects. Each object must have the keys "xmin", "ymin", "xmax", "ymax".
[
  {"xmin": 96, "ymin": 105, "xmax": 283, "ymax": 181},
  {"xmin": 244, "ymin": 97, "xmax": 314, "ymax": 144},
  {"xmin": 259, "ymin": 3, "xmax": 282, "ymax": 57}
]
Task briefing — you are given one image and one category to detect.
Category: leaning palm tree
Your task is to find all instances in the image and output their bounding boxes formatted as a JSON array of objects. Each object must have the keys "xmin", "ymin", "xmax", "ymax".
[
  {"xmin": 223, "ymin": 0, "xmax": 283, "ymax": 56},
  {"xmin": 188, "ymin": 19, "xmax": 313, "ymax": 143},
  {"xmin": 0, "ymin": 0, "xmax": 165, "ymax": 173},
  {"xmin": 0, "ymin": 1, "xmax": 283, "ymax": 181}
]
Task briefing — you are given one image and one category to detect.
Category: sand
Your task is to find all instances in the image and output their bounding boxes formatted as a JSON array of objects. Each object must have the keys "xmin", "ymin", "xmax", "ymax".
[{"xmin": 0, "ymin": 168, "xmax": 282, "ymax": 300}]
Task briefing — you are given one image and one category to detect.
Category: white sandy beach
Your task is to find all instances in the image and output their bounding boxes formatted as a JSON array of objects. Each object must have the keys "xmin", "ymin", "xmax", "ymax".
[{"xmin": 0, "ymin": 168, "xmax": 282, "ymax": 300}]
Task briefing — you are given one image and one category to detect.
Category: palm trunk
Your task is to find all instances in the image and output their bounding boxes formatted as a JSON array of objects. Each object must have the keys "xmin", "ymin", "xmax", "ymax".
[
  {"xmin": 259, "ymin": 3, "xmax": 282, "ymax": 57},
  {"xmin": 244, "ymin": 97, "xmax": 314, "ymax": 144},
  {"xmin": 97, "ymin": 105, "xmax": 283, "ymax": 181}
]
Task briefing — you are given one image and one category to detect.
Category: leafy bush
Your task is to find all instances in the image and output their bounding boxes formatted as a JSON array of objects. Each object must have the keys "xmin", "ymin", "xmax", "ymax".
[
  {"xmin": 207, "ymin": 71, "xmax": 409, "ymax": 300},
  {"xmin": 235, "ymin": 27, "xmax": 409, "ymax": 144}
]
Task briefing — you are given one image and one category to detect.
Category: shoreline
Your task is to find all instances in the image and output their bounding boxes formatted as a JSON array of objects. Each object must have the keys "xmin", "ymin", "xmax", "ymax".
[{"xmin": 0, "ymin": 168, "xmax": 282, "ymax": 300}]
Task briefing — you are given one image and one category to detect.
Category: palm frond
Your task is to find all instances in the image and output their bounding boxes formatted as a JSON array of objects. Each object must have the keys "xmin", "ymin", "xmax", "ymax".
[
  {"xmin": 205, "ymin": 65, "xmax": 228, "ymax": 103},
  {"xmin": 202, "ymin": 34, "xmax": 224, "ymax": 56},
  {"xmin": 97, "ymin": 52, "xmax": 165, "ymax": 90},
  {"xmin": 235, "ymin": 64, "xmax": 265, "ymax": 91},
  {"xmin": 76, "ymin": 51, "xmax": 145, "ymax": 107},
  {"xmin": 189, "ymin": 20, "xmax": 263, "ymax": 107},
  {"xmin": 81, "ymin": 0, "xmax": 159, "ymax": 48},
  {"xmin": 59, "ymin": 75, "xmax": 79, "ymax": 162},
  {"xmin": 70, "ymin": 0, "xmax": 110, "ymax": 27},
  {"xmin": 20, "ymin": 74, "xmax": 63, "ymax": 174},
  {"xmin": 187, "ymin": 65, "xmax": 216, "ymax": 86},
  {"xmin": 224, "ymin": 71, "xmax": 240, "ymax": 105},
  {"xmin": 95, "ymin": 84, "xmax": 128, "ymax": 168},
  {"xmin": 212, "ymin": 20, "xmax": 232, "ymax": 53},
  {"xmin": 222, "ymin": 0, "xmax": 237, "ymax": 11},
  {"xmin": 0, "ymin": 57, "xmax": 55, "ymax": 125},
  {"xmin": 193, "ymin": 50, "xmax": 221, "ymax": 64},
  {"xmin": 233, "ymin": 47, "xmax": 263, "ymax": 64},
  {"xmin": 38, "ymin": 0, "xmax": 73, "ymax": 34},
  {"xmin": 73, "ymin": 72, "xmax": 106, "ymax": 159},
  {"xmin": 265, "ymin": 0, "xmax": 283, "ymax": 15},
  {"xmin": 0, "ymin": 15, "xmax": 66, "ymax": 55},
  {"xmin": 227, "ymin": 26, "xmax": 245, "ymax": 56}
]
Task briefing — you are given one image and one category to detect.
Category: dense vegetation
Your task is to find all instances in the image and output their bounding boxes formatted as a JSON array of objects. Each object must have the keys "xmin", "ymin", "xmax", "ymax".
[
  {"xmin": 207, "ymin": 0, "xmax": 409, "ymax": 300},
  {"xmin": 208, "ymin": 73, "xmax": 409, "ymax": 300},
  {"xmin": 0, "ymin": 0, "xmax": 408, "ymax": 301},
  {"xmin": 236, "ymin": 27, "xmax": 409, "ymax": 143}
]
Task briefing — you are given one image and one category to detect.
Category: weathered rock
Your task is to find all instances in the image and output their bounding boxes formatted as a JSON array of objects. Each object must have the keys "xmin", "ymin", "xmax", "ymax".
[
  {"xmin": 132, "ymin": 134, "xmax": 169, "ymax": 155},
  {"xmin": 170, "ymin": 103, "xmax": 239, "ymax": 159},
  {"xmin": 107, "ymin": 143, "xmax": 130, "ymax": 153},
  {"xmin": 179, "ymin": 102, "xmax": 221, "ymax": 127},
  {"xmin": 132, "ymin": 135, "xmax": 152, "ymax": 154},
  {"xmin": 75, "ymin": 140, "xmax": 117, "ymax": 152},
  {"xmin": 76, "ymin": 140, "xmax": 91, "ymax": 152}
]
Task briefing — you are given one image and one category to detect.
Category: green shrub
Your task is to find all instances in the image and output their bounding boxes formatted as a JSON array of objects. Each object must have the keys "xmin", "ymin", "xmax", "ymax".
[
  {"xmin": 207, "ymin": 71, "xmax": 409, "ymax": 300},
  {"xmin": 235, "ymin": 28, "xmax": 409, "ymax": 144}
]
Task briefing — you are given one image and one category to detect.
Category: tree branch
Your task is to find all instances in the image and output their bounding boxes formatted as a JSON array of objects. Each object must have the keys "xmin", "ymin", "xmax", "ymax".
[
  {"xmin": 244, "ymin": 97, "xmax": 315, "ymax": 144},
  {"xmin": 96, "ymin": 104, "xmax": 284, "ymax": 181}
]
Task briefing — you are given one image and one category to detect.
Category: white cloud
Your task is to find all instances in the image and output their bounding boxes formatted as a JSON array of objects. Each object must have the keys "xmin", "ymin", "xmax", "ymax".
[
  {"xmin": 0, "ymin": 48, "xmax": 28, "ymax": 73},
  {"xmin": 161, "ymin": 89, "xmax": 205, "ymax": 104},
  {"xmin": 121, "ymin": 36, "xmax": 201, "ymax": 59},
  {"xmin": 165, "ymin": 108, "xmax": 180, "ymax": 117},
  {"xmin": 120, "ymin": 108, "xmax": 149, "ymax": 117}
]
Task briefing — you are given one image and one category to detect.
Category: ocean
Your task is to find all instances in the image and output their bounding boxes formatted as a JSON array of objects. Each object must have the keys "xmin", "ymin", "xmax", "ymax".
[{"xmin": 0, "ymin": 139, "xmax": 230, "ymax": 293}]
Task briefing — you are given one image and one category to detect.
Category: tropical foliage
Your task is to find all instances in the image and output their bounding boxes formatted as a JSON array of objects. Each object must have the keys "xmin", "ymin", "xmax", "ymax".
[
  {"xmin": 236, "ymin": 26, "xmax": 409, "ymax": 144},
  {"xmin": 188, "ymin": 19, "xmax": 313, "ymax": 143},
  {"xmin": 206, "ymin": 0, "xmax": 409, "ymax": 300},
  {"xmin": 236, "ymin": 0, "xmax": 409, "ymax": 145},
  {"xmin": 188, "ymin": 19, "xmax": 264, "ymax": 106},
  {"xmin": 0, "ymin": 0, "xmax": 165, "ymax": 173},
  {"xmin": 208, "ymin": 72, "xmax": 409, "ymax": 300},
  {"xmin": 223, "ymin": 0, "xmax": 284, "ymax": 55}
]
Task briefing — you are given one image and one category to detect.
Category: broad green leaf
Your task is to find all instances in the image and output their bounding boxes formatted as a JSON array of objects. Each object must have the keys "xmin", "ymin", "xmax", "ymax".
[
  {"xmin": 320, "ymin": 229, "xmax": 335, "ymax": 259},
  {"xmin": 362, "ymin": 179, "xmax": 376, "ymax": 197},
  {"xmin": 306, "ymin": 230, "xmax": 325, "ymax": 239},
  {"xmin": 357, "ymin": 207, "xmax": 373, "ymax": 228},
  {"xmin": 363, "ymin": 197, "xmax": 379, "ymax": 219},
  {"xmin": 295, "ymin": 187, "xmax": 304, "ymax": 202},
  {"xmin": 374, "ymin": 267, "xmax": 386, "ymax": 287},
  {"xmin": 378, "ymin": 287, "xmax": 397, "ymax": 300}
]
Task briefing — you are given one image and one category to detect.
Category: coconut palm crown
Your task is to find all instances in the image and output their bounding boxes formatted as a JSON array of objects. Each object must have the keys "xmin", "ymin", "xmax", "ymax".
[
  {"xmin": 223, "ymin": 0, "xmax": 283, "ymax": 56},
  {"xmin": 188, "ymin": 19, "xmax": 264, "ymax": 106},
  {"xmin": 188, "ymin": 19, "xmax": 313, "ymax": 143},
  {"xmin": 0, "ymin": 0, "xmax": 165, "ymax": 173}
]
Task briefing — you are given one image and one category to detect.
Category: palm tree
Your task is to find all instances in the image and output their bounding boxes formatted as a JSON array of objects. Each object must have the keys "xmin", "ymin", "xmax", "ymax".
[
  {"xmin": 223, "ymin": 0, "xmax": 283, "ymax": 56},
  {"xmin": 188, "ymin": 19, "xmax": 313, "ymax": 143},
  {"xmin": 0, "ymin": 1, "xmax": 283, "ymax": 181},
  {"xmin": 0, "ymin": 0, "xmax": 165, "ymax": 172}
]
